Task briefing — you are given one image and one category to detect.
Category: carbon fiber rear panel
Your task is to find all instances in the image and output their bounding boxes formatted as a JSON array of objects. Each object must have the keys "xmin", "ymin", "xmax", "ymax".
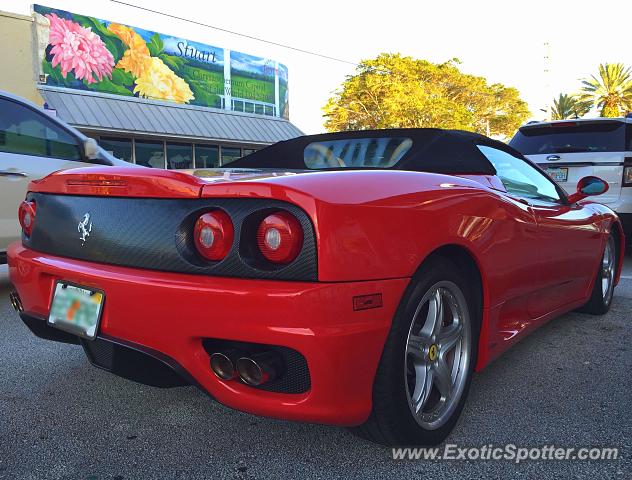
[{"xmin": 24, "ymin": 193, "xmax": 317, "ymax": 281}]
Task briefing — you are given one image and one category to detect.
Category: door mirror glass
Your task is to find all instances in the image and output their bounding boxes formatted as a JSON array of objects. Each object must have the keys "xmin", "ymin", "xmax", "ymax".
[
  {"xmin": 579, "ymin": 176, "xmax": 609, "ymax": 196},
  {"xmin": 567, "ymin": 176, "xmax": 609, "ymax": 203}
]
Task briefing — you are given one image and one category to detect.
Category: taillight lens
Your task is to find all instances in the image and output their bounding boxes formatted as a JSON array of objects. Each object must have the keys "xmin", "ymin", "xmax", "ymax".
[
  {"xmin": 623, "ymin": 166, "xmax": 632, "ymax": 187},
  {"xmin": 18, "ymin": 200, "xmax": 36, "ymax": 237},
  {"xmin": 257, "ymin": 212, "xmax": 303, "ymax": 263},
  {"xmin": 194, "ymin": 210, "xmax": 234, "ymax": 261}
]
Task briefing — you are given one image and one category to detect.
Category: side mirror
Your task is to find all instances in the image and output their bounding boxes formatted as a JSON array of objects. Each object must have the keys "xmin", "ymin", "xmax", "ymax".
[
  {"xmin": 83, "ymin": 138, "xmax": 100, "ymax": 160},
  {"xmin": 567, "ymin": 176, "xmax": 609, "ymax": 203}
]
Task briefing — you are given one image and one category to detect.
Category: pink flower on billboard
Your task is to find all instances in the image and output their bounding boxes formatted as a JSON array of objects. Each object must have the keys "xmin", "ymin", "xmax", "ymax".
[{"xmin": 46, "ymin": 13, "xmax": 114, "ymax": 84}]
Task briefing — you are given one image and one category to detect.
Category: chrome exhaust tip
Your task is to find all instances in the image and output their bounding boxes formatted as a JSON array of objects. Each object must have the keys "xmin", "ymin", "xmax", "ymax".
[
  {"xmin": 209, "ymin": 351, "xmax": 238, "ymax": 380},
  {"xmin": 9, "ymin": 291, "xmax": 23, "ymax": 312},
  {"xmin": 236, "ymin": 351, "xmax": 282, "ymax": 386}
]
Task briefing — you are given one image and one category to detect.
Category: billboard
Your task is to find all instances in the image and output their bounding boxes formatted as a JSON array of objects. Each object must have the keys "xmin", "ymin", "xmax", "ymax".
[{"xmin": 33, "ymin": 5, "xmax": 289, "ymax": 118}]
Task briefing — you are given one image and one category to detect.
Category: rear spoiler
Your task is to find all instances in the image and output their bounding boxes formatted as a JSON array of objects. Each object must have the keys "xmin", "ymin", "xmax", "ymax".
[{"xmin": 520, "ymin": 119, "xmax": 625, "ymax": 132}]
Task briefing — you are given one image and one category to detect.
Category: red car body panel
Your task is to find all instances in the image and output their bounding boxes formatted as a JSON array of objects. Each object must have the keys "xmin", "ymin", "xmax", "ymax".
[
  {"xmin": 10, "ymin": 165, "xmax": 624, "ymax": 426},
  {"xmin": 9, "ymin": 242, "xmax": 408, "ymax": 425}
]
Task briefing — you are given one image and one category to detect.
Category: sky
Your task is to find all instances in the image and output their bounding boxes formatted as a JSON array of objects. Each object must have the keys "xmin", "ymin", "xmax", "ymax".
[{"xmin": 7, "ymin": 0, "xmax": 632, "ymax": 134}]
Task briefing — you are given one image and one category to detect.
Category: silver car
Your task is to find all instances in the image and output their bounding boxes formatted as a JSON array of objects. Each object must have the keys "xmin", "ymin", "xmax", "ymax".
[
  {"xmin": 0, "ymin": 90, "xmax": 131, "ymax": 263},
  {"xmin": 509, "ymin": 117, "xmax": 632, "ymax": 240}
]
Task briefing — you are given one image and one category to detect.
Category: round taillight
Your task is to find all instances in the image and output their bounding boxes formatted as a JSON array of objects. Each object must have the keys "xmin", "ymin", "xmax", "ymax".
[
  {"xmin": 18, "ymin": 201, "xmax": 36, "ymax": 237},
  {"xmin": 257, "ymin": 212, "xmax": 303, "ymax": 264},
  {"xmin": 194, "ymin": 210, "xmax": 234, "ymax": 261}
]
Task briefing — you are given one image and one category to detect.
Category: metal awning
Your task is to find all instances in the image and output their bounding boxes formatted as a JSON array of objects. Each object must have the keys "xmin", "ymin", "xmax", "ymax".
[{"xmin": 38, "ymin": 86, "xmax": 303, "ymax": 145}]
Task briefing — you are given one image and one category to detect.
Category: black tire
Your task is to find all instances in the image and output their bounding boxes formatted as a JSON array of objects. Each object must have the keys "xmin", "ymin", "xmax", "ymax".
[
  {"xmin": 581, "ymin": 233, "xmax": 617, "ymax": 315},
  {"xmin": 353, "ymin": 256, "xmax": 480, "ymax": 446}
]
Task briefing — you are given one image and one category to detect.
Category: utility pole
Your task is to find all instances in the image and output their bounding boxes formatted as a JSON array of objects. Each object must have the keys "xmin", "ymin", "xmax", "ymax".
[{"xmin": 543, "ymin": 41, "xmax": 552, "ymax": 121}]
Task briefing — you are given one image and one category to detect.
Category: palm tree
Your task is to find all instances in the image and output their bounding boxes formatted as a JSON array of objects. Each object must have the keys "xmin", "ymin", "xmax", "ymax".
[
  {"xmin": 551, "ymin": 93, "xmax": 592, "ymax": 119},
  {"xmin": 579, "ymin": 63, "xmax": 632, "ymax": 117}
]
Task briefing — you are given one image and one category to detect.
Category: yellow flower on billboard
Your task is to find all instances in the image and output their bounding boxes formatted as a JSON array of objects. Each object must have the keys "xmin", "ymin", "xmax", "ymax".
[
  {"xmin": 134, "ymin": 57, "xmax": 194, "ymax": 103},
  {"xmin": 108, "ymin": 23, "xmax": 151, "ymax": 77}
]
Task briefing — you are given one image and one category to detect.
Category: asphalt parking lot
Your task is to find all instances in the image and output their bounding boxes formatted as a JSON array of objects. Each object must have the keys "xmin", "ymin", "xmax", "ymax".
[{"xmin": 0, "ymin": 257, "xmax": 630, "ymax": 480}]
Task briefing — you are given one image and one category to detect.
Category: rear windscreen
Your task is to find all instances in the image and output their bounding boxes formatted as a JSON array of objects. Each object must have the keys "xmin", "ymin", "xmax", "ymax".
[
  {"xmin": 303, "ymin": 137, "xmax": 413, "ymax": 169},
  {"xmin": 509, "ymin": 121, "xmax": 627, "ymax": 155}
]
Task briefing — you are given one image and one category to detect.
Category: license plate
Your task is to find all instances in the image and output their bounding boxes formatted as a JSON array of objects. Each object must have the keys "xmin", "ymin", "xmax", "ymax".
[
  {"xmin": 546, "ymin": 167, "xmax": 568, "ymax": 182},
  {"xmin": 48, "ymin": 282, "xmax": 105, "ymax": 340}
]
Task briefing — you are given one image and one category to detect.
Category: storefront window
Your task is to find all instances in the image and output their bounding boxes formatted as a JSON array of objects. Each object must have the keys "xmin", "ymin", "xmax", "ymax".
[
  {"xmin": 195, "ymin": 145, "xmax": 219, "ymax": 168},
  {"xmin": 221, "ymin": 147, "xmax": 241, "ymax": 165},
  {"xmin": 135, "ymin": 140, "xmax": 165, "ymax": 168},
  {"xmin": 242, "ymin": 149, "xmax": 257, "ymax": 157},
  {"xmin": 167, "ymin": 142, "xmax": 193, "ymax": 169},
  {"xmin": 99, "ymin": 137, "xmax": 133, "ymax": 162}
]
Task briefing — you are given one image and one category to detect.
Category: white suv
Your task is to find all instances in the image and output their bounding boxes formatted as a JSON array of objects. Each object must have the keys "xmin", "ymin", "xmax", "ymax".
[
  {"xmin": 0, "ymin": 91, "xmax": 132, "ymax": 263},
  {"xmin": 510, "ymin": 117, "xmax": 631, "ymax": 241}
]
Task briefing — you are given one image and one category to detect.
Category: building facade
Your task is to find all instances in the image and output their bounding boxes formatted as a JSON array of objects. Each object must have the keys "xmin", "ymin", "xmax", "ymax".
[{"xmin": 0, "ymin": 6, "xmax": 303, "ymax": 169}]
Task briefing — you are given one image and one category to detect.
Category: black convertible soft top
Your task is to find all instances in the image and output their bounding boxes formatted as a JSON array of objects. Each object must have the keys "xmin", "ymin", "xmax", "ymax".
[{"xmin": 229, "ymin": 128, "xmax": 523, "ymax": 175}]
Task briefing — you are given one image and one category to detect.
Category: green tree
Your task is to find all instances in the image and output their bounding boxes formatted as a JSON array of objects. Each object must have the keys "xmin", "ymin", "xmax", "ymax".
[
  {"xmin": 579, "ymin": 63, "xmax": 632, "ymax": 117},
  {"xmin": 551, "ymin": 93, "xmax": 592, "ymax": 119},
  {"xmin": 323, "ymin": 53, "xmax": 530, "ymax": 138}
]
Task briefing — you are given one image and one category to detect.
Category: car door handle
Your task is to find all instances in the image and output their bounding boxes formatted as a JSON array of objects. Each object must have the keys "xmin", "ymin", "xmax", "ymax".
[{"xmin": 0, "ymin": 170, "xmax": 28, "ymax": 177}]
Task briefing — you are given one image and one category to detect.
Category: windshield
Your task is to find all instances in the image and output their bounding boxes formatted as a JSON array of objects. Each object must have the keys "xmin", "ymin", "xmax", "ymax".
[
  {"xmin": 509, "ymin": 121, "xmax": 627, "ymax": 155},
  {"xmin": 303, "ymin": 137, "xmax": 413, "ymax": 169}
]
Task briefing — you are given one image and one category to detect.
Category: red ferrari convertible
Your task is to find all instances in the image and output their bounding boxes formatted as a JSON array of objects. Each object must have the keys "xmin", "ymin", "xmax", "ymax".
[{"xmin": 8, "ymin": 129, "xmax": 624, "ymax": 446}]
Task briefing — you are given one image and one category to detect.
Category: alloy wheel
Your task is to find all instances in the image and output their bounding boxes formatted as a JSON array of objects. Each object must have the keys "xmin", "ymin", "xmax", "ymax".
[
  {"xmin": 602, "ymin": 235, "xmax": 616, "ymax": 304},
  {"xmin": 404, "ymin": 281, "xmax": 471, "ymax": 430}
]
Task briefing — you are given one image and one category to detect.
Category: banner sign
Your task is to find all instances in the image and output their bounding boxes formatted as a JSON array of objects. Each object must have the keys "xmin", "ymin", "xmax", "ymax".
[{"xmin": 33, "ymin": 5, "xmax": 289, "ymax": 118}]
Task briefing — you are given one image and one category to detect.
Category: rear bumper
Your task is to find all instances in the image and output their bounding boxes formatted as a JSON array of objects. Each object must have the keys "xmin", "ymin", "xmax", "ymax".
[
  {"xmin": 8, "ymin": 243, "xmax": 409, "ymax": 426},
  {"xmin": 616, "ymin": 213, "xmax": 632, "ymax": 242},
  {"xmin": 603, "ymin": 193, "xmax": 632, "ymax": 216}
]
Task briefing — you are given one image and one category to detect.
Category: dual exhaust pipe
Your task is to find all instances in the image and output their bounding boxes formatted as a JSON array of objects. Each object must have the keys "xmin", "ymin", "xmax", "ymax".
[
  {"xmin": 9, "ymin": 291, "xmax": 23, "ymax": 312},
  {"xmin": 210, "ymin": 349, "xmax": 282, "ymax": 386}
]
